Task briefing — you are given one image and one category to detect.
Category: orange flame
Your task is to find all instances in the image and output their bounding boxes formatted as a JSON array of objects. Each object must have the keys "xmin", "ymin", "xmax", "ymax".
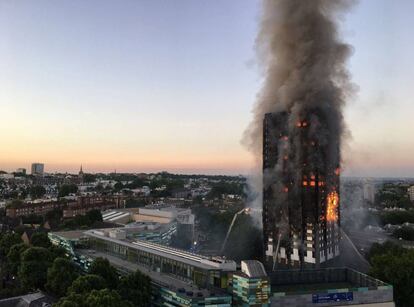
[
  {"xmin": 310, "ymin": 181, "xmax": 316, "ymax": 187},
  {"xmin": 326, "ymin": 192, "xmax": 339, "ymax": 222},
  {"xmin": 335, "ymin": 168, "xmax": 340, "ymax": 176}
]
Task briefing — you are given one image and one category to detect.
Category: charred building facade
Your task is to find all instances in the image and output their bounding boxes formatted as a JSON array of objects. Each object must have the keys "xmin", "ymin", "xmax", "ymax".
[{"xmin": 263, "ymin": 112, "xmax": 340, "ymax": 270}]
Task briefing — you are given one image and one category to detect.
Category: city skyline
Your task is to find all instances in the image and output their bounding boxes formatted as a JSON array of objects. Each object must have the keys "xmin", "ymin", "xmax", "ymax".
[{"xmin": 1, "ymin": 1, "xmax": 414, "ymax": 177}]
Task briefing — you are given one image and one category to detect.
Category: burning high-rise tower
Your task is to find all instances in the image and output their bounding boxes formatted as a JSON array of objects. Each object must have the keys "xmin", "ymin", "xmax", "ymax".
[
  {"xmin": 263, "ymin": 111, "xmax": 340, "ymax": 269},
  {"xmin": 242, "ymin": 0, "xmax": 354, "ymax": 269}
]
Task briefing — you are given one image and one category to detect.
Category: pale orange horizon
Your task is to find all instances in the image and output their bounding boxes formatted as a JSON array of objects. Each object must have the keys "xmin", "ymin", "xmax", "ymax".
[{"xmin": 1, "ymin": 1, "xmax": 414, "ymax": 178}]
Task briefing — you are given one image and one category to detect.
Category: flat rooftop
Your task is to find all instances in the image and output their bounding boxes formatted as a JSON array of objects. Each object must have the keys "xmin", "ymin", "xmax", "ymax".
[
  {"xmin": 269, "ymin": 268, "xmax": 391, "ymax": 295},
  {"xmin": 272, "ymin": 282, "xmax": 354, "ymax": 294},
  {"xmin": 84, "ymin": 229, "xmax": 236, "ymax": 271},
  {"xmin": 49, "ymin": 230, "xmax": 86, "ymax": 240},
  {"xmin": 78, "ymin": 249, "xmax": 229, "ymax": 299}
]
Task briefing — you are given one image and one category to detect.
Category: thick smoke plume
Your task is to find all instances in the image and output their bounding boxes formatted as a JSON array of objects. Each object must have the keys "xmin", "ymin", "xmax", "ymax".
[{"xmin": 243, "ymin": 0, "xmax": 356, "ymax": 219}]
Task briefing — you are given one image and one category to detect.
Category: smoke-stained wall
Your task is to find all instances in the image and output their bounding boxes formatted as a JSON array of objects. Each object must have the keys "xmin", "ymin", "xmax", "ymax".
[{"xmin": 243, "ymin": 0, "xmax": 356, "ymax": 269}]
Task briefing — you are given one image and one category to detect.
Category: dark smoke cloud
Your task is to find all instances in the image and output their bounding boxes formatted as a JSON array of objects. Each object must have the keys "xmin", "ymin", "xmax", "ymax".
[{"xmin": 243, "ymin": 0, "xmax": 356, "ymax": 213}]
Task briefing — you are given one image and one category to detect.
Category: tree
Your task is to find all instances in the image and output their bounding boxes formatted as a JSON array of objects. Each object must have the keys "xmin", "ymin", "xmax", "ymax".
[
  {"xmin": 85, "ymin": 210, "xmax": 103, "ymax": 223},
  {"xmin": 68, "ymin": 274, "xmax": 107, "ymax": 295},
  {"xmin": 206, "ymin": 181, "xmax": 246, "ymax": 200},
  {"xmin": 89, "ymin": 258, "xmax": 118, "ymax": 289},
  {"xmin": 6, "ymin": 243, "xmax": 28, "ymax": 275},
  {"xmin": 30, "ymin": 232, "xmax": 52, "ymax": 248},
  {"xmin": 50, "ymin": 245, "xmax": 68, "ymax": 260},
  {"xmin": 393, "ymin": 226, "xmax": 414, "ymax": 241},
  {"xmin": 46, "ymin": 258, "xmax": 79, "ymax": 297},
  {"xmin": 54, "ymin": 293, "xmax": 84, "ymax": 307},
  {"xmin": 0, "ymin": 232, "xmax": 22, "ymax": 258},
  {"xmin": 379, "ymin": 211, "xmax": 414, "ymax": 226},
  {"xmin": 29, "ymin": 185, "xmax": 46, "ymax": 199},
  {"xmin": 83, "ymin": 174, "xmax": 96, "ymax": 183},
  {"xmin": 117, "ymin": 270, "xmax": 151, "ymax": 306},
  {"xmin": 368, "ymin": 242, "xmax": 414, "ymax": 307},
  {"xmin": 126, "ymin": 178, "xmax": 146, "ymax": 189},
  {"xmin": 85, "ymin": 289, "xmax": 130, "ymax": 307},
  {"xmin": 114, "ymin": 182, "xmax": 124, "ymax": 191},
  {"xmin": 58, "ymin": 184, "xmax": 78, "ymax": 198},
  {"xmin": 56, "ymin": 289, "xmax": 131, "ymax": 307},
  {"xmin": 18, "ymin": 247, "xmax": 52, "ymax": 290},
  {"xmin": 45, "ymin": 208, "xmax": 63, "ymax": 228},
  {"xmin": 370, "ymin": 249, "xmax": 414, "ymax": 307},
  {"xmin": 367, "ymin": 241, "xmax": 405, "ymax": 262}
]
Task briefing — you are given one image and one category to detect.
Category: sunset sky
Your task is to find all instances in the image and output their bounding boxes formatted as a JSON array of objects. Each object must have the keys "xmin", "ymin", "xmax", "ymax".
[{"xmin": 1, "ymin": 1, "xmax": 413, "ymax": 176}]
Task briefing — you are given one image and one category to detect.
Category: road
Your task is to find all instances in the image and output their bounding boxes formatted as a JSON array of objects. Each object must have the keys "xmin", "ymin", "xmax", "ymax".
[{"xmin": 346, "ymin": 229, "xmax": 414, "ymax": 253}]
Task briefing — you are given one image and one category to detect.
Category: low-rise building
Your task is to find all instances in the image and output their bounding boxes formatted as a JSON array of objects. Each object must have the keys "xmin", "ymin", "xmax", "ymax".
[
  {"xmin": 6, "ymin": 195, "xmax": 126, "ymax": 219},
  {"xmin": 0, "ymin": 291, "xmax": 54, "ymax": 306},
  {"xmin": 231, "ymin": 260, "xmax": 270, "ymax": 306},
  {"xmin": 6, "ymin": 201, "xmax": 66, "ymax": 218},
  {"xmin": 48, "ymin": 229, "xmax": 394, "ymax": 307}
]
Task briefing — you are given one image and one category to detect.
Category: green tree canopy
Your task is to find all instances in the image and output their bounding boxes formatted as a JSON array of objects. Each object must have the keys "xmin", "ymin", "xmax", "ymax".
[
  {"xmin": 126, "ymin": 178, "xmax": 146, "ymax": 189},
  {"xmin": 85, "ymin": 289, "xmax": 126, "ymax": 307},
  {"xmin": 68, "ymin": 274, "xmax": 107, "ymax": 295},
  {"xmin": 54, "ymin": 293, "xmax": 84, "ymax": 307},
  {"xmin": 89, "ymin": 258, "xmax": 118, "ymax": 289},
  {"xmin": 29, "ymin": 185, "xmax": 46, "ymax": 199},
  {"xmin": 30, "ymin": 232, "xmax": 52, "ymax": 248},
  {"xmin": 367, "ymin": 241, "xmax": 405, "ymax": 262},
  {"xmin": 85, "ymin": 209, "xmax": 103, "ymax": 223},
  {"xmin": 369, "ymin": 243, "xmax": 414, "ymax": 307},
  {"xmin": 6, "ymin": 243, "xmax": 29, "ymax": 275},
  {"xmin": 83, "ymin": 174, "xmax": 96, "ymax": 183},
  {"xmin": 45, "ymin": 208, "xmax": 63, "ymax": 227},
  {"xmin": 46, "ymin": 257, "xmax": 79, "ymax": 297},
  {"xmin": 117, "ymin": 270, "xmax": 151, "ymax": 306},
  {"xmin": 393, "ymin": 226, "xmax": 414, "ymax": 241},
  {"xmin": 56, "ymin": 289, "xmax": 132, "ymax": 307},
  {"xmin": 49, "ymin": 245, "xmax": 68, "ymax": 260},
  {"xmin": 379, "ymin": 210, "xmax": 414, "ymax": 226},
  {"xmin": 0, "ymin": 232, "xmax": 22, "ymax": 258},
  {"xmin": 206, "ymin": 181, "xmax": 246, "ymax": 200},
  {"xmin": 18, "ymin": 247, "xmax": 52, "ymax": 290},
  {"xmin": 114, "ymin": 182, "xmax": 124, "ymax": 191},
  {"xmin": 58, "ymin": 184, "xmax": 78, "ymax": 198}
]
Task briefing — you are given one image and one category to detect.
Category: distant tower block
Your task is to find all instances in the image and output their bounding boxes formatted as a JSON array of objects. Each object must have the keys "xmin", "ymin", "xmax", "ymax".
[
  {"xmin": 262, "ymin": 112, "xmax": 341, "ymax": 269},
  {"xmin": 31, "ymin": 163, "xmax": 44, "ymax": 176},
  {"xmin": 363, "ymin": 180, "xmax": 376, "ymax": 203}
]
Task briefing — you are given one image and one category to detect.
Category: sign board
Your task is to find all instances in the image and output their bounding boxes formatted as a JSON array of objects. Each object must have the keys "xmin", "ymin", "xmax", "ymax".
[{"xmin": 312, "ymin": 292, "xmax": 353, "ymax": 304}]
